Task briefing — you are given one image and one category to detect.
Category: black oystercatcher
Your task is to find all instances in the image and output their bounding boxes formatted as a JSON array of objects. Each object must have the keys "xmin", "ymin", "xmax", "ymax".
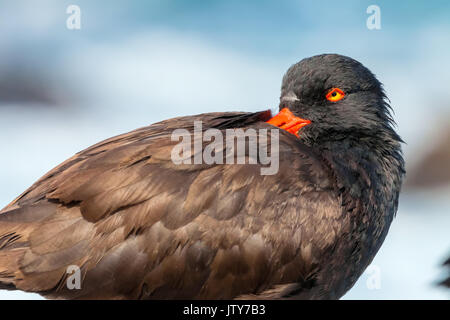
[{"xmin": 0, "ymin": 54, "xmax": 404, "ymax": 299}]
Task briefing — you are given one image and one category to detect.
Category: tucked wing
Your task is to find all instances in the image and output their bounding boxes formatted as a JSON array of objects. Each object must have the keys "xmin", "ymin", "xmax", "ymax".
[{"xmin": 0, "ymin": 111, "xmax": 347, "ymax": 299}]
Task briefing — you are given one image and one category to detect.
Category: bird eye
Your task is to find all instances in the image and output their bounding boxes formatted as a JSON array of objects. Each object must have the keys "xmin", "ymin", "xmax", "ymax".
[{"xmin": 326, "ymin": 88, "xmax": 345, "ymax": 102}]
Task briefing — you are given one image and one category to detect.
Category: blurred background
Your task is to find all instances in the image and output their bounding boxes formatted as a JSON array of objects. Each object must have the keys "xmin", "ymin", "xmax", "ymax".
[{"xmin": 0, "ymin": 0, "xmax": 449, "ymax": 299}]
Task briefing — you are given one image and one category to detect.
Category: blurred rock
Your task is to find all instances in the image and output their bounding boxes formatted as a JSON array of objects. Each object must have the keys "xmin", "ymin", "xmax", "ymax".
[
  {"xmin": 405, "ymin": 124, "xmax": 450, "ymax": 190},
  {"xmin": 439, "ymin": 256, "xmax": 450, "ymax": 288},
  {"xmin": 0, "ymin": 59, "xmax": 80, "ymax": 108},
  {"xmin": 0, "ymin": 75, "xmax": 55, "ymax": 106}
]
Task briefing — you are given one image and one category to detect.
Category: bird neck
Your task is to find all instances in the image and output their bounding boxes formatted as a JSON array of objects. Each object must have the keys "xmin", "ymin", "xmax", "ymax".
[
  {"xmin": 309, "ymin": 128, "xmax": 404, "ymax": 180},
  {"xmin": 310, "ymin": 128, "xmax": 405, "ymax": 212}
]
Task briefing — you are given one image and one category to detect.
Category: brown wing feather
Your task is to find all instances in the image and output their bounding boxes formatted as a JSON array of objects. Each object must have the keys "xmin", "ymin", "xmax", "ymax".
[{"xmin": 0, "ymin": 111, "xmax": 347, "ymax": 299}]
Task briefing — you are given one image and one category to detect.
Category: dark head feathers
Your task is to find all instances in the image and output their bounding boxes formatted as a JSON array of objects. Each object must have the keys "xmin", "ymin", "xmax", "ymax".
[{"xmin": 279, "ymin": 54, "xmax": 404, "ymax": 149}]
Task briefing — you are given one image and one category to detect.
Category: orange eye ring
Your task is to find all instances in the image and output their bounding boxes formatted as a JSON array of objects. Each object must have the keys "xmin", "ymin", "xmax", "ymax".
[{"xmin": 326, "ymin": 88, "xmax": 345, "ymax": 102}]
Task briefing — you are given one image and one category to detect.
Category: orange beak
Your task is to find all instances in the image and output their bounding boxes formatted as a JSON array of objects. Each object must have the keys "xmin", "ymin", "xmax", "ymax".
[{"xmin": 266, "ymin": 108, "xmax": 311, "ymax": 137}]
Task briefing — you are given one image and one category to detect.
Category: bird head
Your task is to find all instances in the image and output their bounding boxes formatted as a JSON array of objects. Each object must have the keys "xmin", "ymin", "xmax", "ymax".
[{"xmin": 276, "ymin": 54, "xmax": 399, "ymax": 146}]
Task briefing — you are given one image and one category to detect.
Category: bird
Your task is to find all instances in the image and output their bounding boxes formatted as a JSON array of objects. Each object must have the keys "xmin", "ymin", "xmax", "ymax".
[{"xmin": 0, "ymin": 54, "xmax": 404, "ymax": 299}]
